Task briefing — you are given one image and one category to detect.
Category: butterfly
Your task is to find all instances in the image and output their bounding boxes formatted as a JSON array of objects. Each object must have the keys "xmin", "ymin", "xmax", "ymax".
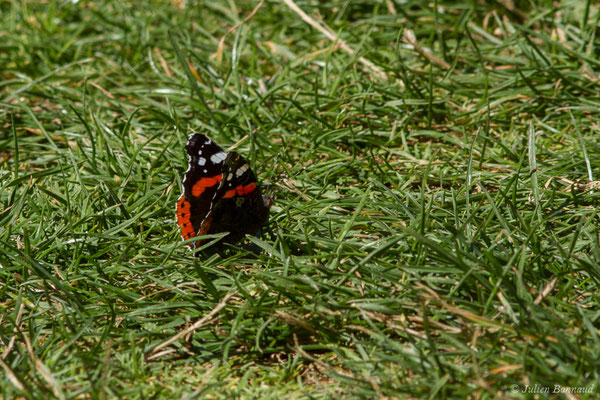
[{"xmin": 176, "ymin": 133, "xmax": 273, "ymax": 250}]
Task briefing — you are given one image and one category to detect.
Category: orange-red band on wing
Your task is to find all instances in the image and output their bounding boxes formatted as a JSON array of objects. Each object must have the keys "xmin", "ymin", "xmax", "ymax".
[
  {"xmin": 222, "ymin": 183, "xmax": 256, "ymax": 198},
  {"xmin": 191, "ymin": 174, "xmax": 223, "ymax": 197},
  {"xmin": 176, "ymin": 196, "xmax": 189, "ymax": 226},
  {"xmin": 176, "ymin": 195, "xmax": 195, "ymax": 241},
  {"xmin": 242, "ymin": 182, "xmax": 256, "ymax": 195}
]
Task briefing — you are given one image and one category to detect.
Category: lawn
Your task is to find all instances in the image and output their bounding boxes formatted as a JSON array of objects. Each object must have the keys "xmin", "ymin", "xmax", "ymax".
[{"xmin": 1, "ymin": 0, "xmax": 600, "ymax": 398}]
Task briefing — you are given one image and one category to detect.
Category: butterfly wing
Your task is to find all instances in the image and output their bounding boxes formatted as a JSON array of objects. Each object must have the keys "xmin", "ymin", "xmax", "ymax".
[
  {"xmin": 176, "ymin": 133, "xmax": 227, "ymax": 247},
  {"xmin": 199, "ymin": 151, "xmax": 272, "ymax": 243}
]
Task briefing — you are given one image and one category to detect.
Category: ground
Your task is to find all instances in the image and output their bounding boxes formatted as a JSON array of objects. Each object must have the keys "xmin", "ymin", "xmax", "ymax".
[{"xmin": 1, "ymin": 0, "xmax": 599, "ymax": 398}]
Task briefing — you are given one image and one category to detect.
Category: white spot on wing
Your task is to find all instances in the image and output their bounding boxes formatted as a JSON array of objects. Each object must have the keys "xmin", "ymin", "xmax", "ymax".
[
  {"xmin": 235, "ymin": 164, "xmax": 249, "ymax": 177},
  {"xmin": 198, "ymin": 157, "xmax": 206, "ymax": 166},
  {"xmin": 210, "ymin": 151, "xmax": 226, "ymax": 164}
]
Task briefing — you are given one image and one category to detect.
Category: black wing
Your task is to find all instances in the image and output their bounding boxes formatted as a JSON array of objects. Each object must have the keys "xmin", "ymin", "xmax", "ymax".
[
  {"xmin": 201, "ymin": 152, "xmax": 271, "ymax": 243},
  {"xmin": 176, "ymin": 133, "xmax": 227, "ymax": 245}
]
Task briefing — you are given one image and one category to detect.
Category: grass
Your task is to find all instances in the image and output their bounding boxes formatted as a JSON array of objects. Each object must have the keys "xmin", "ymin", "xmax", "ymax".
[{"xmin": 1, "ymin": 0, "xmax": 600, "ymax": 398}]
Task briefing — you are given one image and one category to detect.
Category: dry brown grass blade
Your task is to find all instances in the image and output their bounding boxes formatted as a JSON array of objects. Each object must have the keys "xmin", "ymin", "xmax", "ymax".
[
  {"xmin": 402, "ymin": 29, "xmax": 450, "ymax": 70},
  {"xmin": 23, "ymin": 333, "xmax": 65, "ymax": 399},
  {"xmin": 149, "ymin": 290, "xmax": 238, "ymax": 356},
  {"xmin": 534, "ymin": 278, "xmax": 558, "ymax": 305},
  {"xmin": 282, "ymin": 0, "xmax": 388, "ymax": 81},
  {"xmin": 0, "ymin": 358, "xmax": 25, "ymax": 391},
  {"xmin": 1, "ymin": 302, "xmax": 25, "ymax": 361},
  {"xmin": 212, "ymin": 0, "xmax": 266, "ymax": 65}
]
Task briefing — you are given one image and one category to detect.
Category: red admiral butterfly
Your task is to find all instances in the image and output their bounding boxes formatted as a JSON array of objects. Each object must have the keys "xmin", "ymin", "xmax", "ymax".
[{"xmin": 176, "ymin": 133, "xmax": 273, "ymax": 249}]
